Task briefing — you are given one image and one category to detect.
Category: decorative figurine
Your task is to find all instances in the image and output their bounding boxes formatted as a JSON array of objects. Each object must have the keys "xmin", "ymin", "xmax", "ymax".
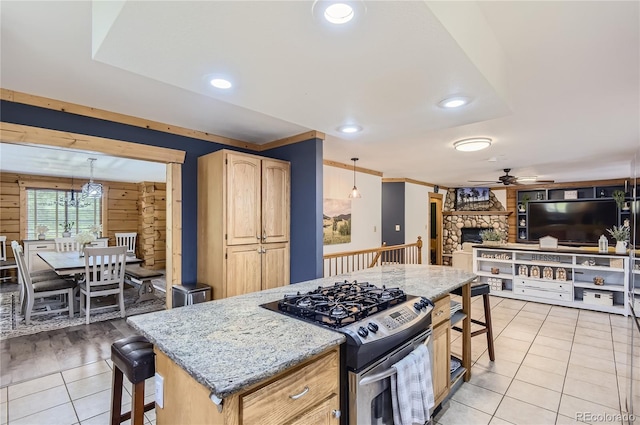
[{"xmin": 530, "ymin": 265, "xmax": 540, "ymax": 278}]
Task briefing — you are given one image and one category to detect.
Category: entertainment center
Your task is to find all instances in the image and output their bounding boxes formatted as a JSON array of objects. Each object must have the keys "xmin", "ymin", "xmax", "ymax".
[
  {"xmin": 515, "ymin": 184, "xmax": 629, "ymax": 243},
  {"xmin": 473, "ymin": 244, "xmax": 631, "ymax": 315}
]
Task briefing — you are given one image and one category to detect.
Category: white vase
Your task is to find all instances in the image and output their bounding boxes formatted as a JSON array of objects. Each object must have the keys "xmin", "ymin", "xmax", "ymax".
[{"xmin": 615, "ymin": 241, "xmax": 627, "ymax": 255}]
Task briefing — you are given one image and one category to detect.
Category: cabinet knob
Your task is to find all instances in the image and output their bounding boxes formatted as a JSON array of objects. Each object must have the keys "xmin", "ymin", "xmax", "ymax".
[
  {"xmin": 263, "ymin": 230, "xmax": 267, "ymax": 241},
  {"xmin": 332, "ymin": 410, "xmax": 342, "ymax": 418}
]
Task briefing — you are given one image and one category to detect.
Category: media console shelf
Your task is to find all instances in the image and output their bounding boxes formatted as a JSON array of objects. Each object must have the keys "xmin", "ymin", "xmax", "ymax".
[{"xmin": 473, "ymin": 244, "xmax": 630, "ymax": 315}]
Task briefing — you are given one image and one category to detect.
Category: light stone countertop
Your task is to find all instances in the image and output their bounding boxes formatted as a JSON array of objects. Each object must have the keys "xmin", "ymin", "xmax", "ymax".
[{"xmin": 127, "ymin": 264, "xmax": 476, "ymax": 399}]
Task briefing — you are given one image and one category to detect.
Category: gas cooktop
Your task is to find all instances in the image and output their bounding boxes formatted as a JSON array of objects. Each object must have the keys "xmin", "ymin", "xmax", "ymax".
[
  {"xmin": 272, "ymin": 280, "xmax": 408, "ymax": 328},
  {"xmin": 261, "ymin": 280, "xmax": 433, "ymax": 371}
]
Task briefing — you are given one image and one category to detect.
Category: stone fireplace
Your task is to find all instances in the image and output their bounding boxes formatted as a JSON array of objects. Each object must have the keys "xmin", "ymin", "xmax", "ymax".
[
  {"xmin": 460, "ymin": 228, "xmax": 483, "ymax": 244},
  {"xmin": 442, "ymin": 189, "xmax": 509, "ymax": 265}
]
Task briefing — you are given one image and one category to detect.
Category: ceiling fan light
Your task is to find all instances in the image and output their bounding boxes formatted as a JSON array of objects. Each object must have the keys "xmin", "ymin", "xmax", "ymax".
[{"xmin": 453, "ymin": 138, "xmax": 492, "ymax": 152}]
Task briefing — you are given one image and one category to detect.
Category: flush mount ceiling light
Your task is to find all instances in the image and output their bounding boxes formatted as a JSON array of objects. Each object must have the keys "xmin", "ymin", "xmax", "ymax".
[
  {"xmin": 453, "ymin": 138, "xmax": 492, "ymax": 152},
  {"xmin": 81, "ymin": 158, "xmax": 103, "ymax": 199},
  {"xmin": 349, "ymin": 157, "xmax": 361, "ymax": 198},
  {"xmin": 324, "ymin": 3, "xmax": 354, "ymax": 24},
  {"xmin": 210, "ymin": 78, "xmax": 232, "ymax": 89},
  {"xmin": 439, "ymin": 96, "xmax": 471, "ymax": 109},
  {"xmin": 338, "ymin": 124, "xmax": 362, "ymax": 134}
]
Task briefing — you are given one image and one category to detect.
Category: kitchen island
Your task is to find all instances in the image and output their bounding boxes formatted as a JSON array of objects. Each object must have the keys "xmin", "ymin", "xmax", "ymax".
[{"xmin": 128, "ymin": 265, "xmax": 476, "ymax": 424}]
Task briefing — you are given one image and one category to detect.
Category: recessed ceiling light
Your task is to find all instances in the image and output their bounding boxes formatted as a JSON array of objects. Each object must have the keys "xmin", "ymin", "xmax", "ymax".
[
  {"xmin": 453, "ymin": 138, "xmax": 492, "ymax": 152},
  {"xmin": 210, "ymin": 78, "xmax": 232, "ymax": 89},
  {"xmin": 439, "ymin": 96, "xmax": 471, "ymax": 109},
  {"xmin": 324, "ymin": 3, "xmax": 354, "ymax": 24},
  {"xmin": 338, "ymin": 124, "xmax": 362, "ymax": 134}
]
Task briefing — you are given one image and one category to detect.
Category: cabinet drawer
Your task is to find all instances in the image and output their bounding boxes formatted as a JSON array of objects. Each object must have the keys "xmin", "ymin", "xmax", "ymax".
[
  {"xmin": 514, "ymin": 278, "xmax": 572, "ymax": 295},
  {"xmin": 285, "ymin": 394, "xmax": 339, "ymax": 425},
  {"xmin": 242, "ymin": 350, "xmax": 339, "ymax": 425},
  {"xmin": 432, "ymin": 295, "xmax": 450, "ymax": 327},
  {"xmin": 514, "ymin": 286, "xmax": 572, "ymax": 301}
]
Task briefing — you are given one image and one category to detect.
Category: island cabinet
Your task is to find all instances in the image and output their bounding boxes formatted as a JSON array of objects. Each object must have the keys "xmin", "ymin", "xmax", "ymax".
[
  {"xmin": 154, "ymin": 347, "xmax": 340, "ymax": 425},
  {"xmin": 198, "ymin": 150, "xmax": 290, "ymax": 300},
  {"xmin": 431, "ymin": 294, "xmax": 451, "ymax": 406}
]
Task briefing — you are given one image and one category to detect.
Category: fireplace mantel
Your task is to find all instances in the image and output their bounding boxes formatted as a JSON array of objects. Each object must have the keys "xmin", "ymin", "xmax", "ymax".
[{"xmin": 443, "ymin": 211, "xmax": 512, "ymax": 216}]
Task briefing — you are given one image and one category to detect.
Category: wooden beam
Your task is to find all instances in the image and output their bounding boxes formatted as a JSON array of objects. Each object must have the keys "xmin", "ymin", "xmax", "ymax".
[
  {"xmin": 1, "ymin": 88, "xmax": 257, "ymax": 150},
  {"xmin": 0, "ymin": 122, "xmax": 186, "ymax": 164},
  {"xmin": 382, "ymin": 177, "xmax": 449, "ymax": 190},
  {"xmin": 257, "ymin": 130, "xmax": 325, "ymax": 151},
  {"xmin": 323, "ymin": 159, "xmax": 384, "ymax": 177},
  {"xmin": 166, "ymin": 163, "xmax": 182, "ymax": 309}
]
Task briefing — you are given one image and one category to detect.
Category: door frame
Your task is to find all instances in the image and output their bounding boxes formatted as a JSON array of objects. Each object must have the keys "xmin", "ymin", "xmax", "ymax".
[
  {"xmin": 0, "ymin": 121, "xmax": 186, "ymax": 308},
  {"xmin": 428, "ymin": 192, "xmax": 444, "ymax": 265}
]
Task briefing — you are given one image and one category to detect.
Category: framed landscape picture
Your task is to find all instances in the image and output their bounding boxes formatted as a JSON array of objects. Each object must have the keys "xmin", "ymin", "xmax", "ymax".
[
  {"xmin": 323, "ymin": 198, "xmax": 352, "ymax": 245},
  {"xmin": 455, "ymin": 187, "xmax": 490, "ymax": 211}
]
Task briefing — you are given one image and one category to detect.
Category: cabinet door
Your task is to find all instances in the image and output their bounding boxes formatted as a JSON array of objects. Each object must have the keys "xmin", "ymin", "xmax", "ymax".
[
  {"xmin": 285, "ymin": 394, "xmax": 340, "ymax": 425},
  {"xmin": 226, "ymin": 153, "xmax": 261, "ymax": 245},
  {"xmin": 25, "ymin": 242, "xmax": 56, "ymax": 274},
  {"xmin": 262, "ymin": 242, "xmax": 290, "ymax": 290},
  {"xmin": 432, "ymin": 322, "xmax": 451, "ymax": 405},
  {"xmin": 262, "ymin": 159, "xmax": 290, "ymax": 243},
  {"xmin": 226, "ymin": 245, "xmax": 262, "ymax": 297}
]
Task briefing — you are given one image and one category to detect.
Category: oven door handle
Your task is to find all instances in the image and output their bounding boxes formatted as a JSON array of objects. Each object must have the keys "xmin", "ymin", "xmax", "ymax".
[{"xmin": 359, "ymin": 335, "xmax": 432, "ymax": 386}]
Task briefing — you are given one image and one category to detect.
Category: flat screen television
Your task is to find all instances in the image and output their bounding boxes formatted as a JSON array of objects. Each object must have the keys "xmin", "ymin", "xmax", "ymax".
[{"xmin": 528, "ymin": 199, "xmax": 617, "ymax": 244}]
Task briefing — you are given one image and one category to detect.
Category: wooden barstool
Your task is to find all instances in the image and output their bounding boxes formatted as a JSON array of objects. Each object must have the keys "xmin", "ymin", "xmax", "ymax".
[
  {"xmin": 451, "ymin": 283, "xmax": 495, "ymax": 361},
  {"xmin": 110, "ymin": 335, "xmax": 156, "ymax": 425}
]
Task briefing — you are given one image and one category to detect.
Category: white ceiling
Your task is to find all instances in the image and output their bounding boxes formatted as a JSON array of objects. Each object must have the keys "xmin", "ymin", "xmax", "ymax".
[{"xmin": 1, "ymin": 1, "xmax": 638, "ymax": 187}]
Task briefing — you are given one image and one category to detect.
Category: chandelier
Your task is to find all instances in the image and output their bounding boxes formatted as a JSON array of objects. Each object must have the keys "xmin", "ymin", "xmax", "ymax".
[
  {"xmin": 81, "ymin": 158, "xmax": 103, "ymax": 199},
  {"xmin": 54, "ymin": 190, "xmax": 91, "ymax": 208}
]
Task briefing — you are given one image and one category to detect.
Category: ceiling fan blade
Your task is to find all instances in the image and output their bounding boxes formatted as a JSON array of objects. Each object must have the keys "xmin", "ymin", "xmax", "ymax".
[{"xmin": 468, "ymin": 180, "xmax": 501, "ymax": 183}]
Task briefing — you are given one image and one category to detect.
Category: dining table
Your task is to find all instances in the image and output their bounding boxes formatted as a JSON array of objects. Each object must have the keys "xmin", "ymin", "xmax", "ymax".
[{"xmin": 37, "ymin": 251, "xmax": 142, "ymax": 275}]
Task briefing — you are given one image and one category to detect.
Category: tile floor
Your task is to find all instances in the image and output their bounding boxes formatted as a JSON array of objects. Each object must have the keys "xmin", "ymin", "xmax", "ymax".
[
  {"xmin": 1, "ymin": 295, "xmax": 638, "ymax": 424},
  {"xmin": 437, "ymin": 295, "xmax": 639, "ymax": 425}
]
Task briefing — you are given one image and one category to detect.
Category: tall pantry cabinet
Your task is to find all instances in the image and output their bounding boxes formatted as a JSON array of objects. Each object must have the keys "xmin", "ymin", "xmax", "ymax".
[{"xmin": 198, "ymin": 150, "xmax": 290, "ymax": 299}]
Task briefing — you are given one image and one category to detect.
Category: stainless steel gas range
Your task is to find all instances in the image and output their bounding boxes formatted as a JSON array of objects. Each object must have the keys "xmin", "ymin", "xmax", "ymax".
[{"xmin": 261, "ymin": 280, "xmax": 434, "ymax": 424}]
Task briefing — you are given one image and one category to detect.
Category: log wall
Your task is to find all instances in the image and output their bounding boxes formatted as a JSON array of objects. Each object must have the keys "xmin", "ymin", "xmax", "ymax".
[
  {"xmin": 0, "ymin": 172, "xmax": 165, "ymax": 271},
  {"xmin": 138, "ymin": 182, "xmax": 167, "ymax": 270}
]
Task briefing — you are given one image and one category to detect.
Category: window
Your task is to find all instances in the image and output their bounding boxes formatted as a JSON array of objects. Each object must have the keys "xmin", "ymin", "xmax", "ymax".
[{"xmin": 26, "ymin": 189, "xmax": 102, "ymax": 239}]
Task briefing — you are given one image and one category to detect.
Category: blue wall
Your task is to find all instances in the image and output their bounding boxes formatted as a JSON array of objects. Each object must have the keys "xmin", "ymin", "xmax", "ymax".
[
  {"xmin": 1, "ymin": 101, "xmax": 322, "ymax": 284},
  {"xmin": 382, "ymin": 182, "xmax": 405, "ymax": 246}
]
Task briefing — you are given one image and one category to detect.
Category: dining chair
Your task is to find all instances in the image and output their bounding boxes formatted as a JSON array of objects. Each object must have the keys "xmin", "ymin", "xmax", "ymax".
[
  {"xmin": 0, "ymin": 235, "xmax": 18, "ymax": 282},
  {"xmin": 115, "ymin": 232, "xmax": 137, "ymax": 256},
  {"xmin": 79, "ymin": 246, "xmax": 127, "ymax": 325},
  {"xmin": 11, "ymin": 241, "xmax": 76, "ymax": 324},
  {"xmin": 54, "ymin": 237, "xmax": 80, "ymax": 252}
]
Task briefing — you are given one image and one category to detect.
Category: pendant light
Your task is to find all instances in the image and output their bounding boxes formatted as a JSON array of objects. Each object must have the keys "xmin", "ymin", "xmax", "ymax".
[
  {"xmin": 349, "ymin": 157, "xmax": 361, "ymax": 198},
  {"xmin": 82, "ymin": 158, "xmax": 103, "ymax": 199}
]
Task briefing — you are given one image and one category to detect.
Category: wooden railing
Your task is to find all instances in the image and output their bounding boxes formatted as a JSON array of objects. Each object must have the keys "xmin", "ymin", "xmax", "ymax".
[{"xmin": 323, "ymin": 237, "xmax": 423, "ymax": 277}]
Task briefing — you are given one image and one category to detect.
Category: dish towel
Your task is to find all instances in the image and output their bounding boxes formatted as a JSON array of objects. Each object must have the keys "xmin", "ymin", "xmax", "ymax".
[{"xmin": 390, "ymin": 344, "xmax": 435, "ymax": 425}]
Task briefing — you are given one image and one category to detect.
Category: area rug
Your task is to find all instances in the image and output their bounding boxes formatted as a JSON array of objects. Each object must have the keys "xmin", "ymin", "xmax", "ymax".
[{"xmin": 0, "ymin": 285, "xmax": 166, "ymax": 340}]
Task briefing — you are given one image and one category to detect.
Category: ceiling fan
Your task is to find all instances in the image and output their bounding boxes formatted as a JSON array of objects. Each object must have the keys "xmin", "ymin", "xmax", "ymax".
[{"xmin": 469, "ymin": 169, "xmax": 555, "ymax": 186}]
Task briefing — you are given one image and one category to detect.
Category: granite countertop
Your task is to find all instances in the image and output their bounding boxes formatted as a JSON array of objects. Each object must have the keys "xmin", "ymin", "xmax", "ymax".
[{"xmin": 127, "ymin": 264, "xmax": 476, "ymax": 399}]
